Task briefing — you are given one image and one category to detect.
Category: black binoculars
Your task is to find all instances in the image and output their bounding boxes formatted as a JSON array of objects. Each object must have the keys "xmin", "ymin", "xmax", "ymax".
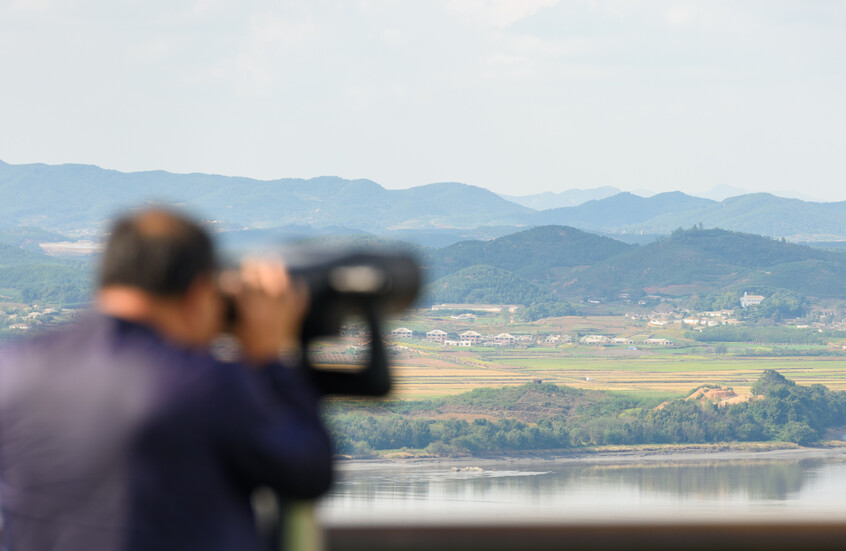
[{"xmin": 225, "ymin": 247, "xmax": 421, "ymax": 396}]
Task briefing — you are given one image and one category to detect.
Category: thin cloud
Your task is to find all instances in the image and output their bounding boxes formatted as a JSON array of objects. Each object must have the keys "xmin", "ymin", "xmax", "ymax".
[{"xmin": 445, "ymin": 0, "xmax": 559, "ymax": 28}]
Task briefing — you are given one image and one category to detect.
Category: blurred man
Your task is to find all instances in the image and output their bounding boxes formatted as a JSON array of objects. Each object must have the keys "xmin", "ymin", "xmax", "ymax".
[{"xmin": 0, "ymin": 209, "xmax": 332, "ymax": 550}]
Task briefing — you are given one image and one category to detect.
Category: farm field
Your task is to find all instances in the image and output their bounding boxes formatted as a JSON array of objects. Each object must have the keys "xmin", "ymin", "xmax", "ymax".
[
  {"xmin": 382, "ymin": 349, "xmax": 846, "ymax": 400},
  {"xmin": 324, "ymin": 310, "xmax": 846, "ymax": 400}
]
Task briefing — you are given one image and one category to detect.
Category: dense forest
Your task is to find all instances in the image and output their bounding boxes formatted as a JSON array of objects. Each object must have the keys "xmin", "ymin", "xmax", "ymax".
[{"xmin": 325, "ymin": 371, "xmax": 846, "ymax": 456}]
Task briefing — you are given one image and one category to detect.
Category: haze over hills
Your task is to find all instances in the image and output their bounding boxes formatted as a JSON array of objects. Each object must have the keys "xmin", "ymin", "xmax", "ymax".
[
  {"xmin": 637, "ymin": 194, "xmax": 846, "ymax": 240},
  {"xmin": 525, "ymin": 192, "xmax": 717, "ymax": 232},
  {"xmin": 0, "ymin": 161, "xmax": 530, "ymax": 233},
  {"xmin": 521, "ymin": 192, "xmax": 846, "ymax": 242},
  {"xmin": 501, "ymin": 186, "xmax": 620, "ymax": 210},
  {"xmin": 3, "ymin": 159, "xmax": 846, "ymax": 243}
]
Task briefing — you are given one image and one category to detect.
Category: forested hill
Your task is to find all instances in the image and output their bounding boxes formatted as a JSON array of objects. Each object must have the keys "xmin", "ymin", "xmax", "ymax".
[
  {"xmin": 425, "ymin": 225, "xmax": 846, "ymax": 305},
  {"xmin": 430, "ymin": 225, "xmax": 634, "ymax": 280},
  {"xmin": 561, "ymin": 227, "xmax": 846, "ymax": 299},
  {"xmin": 0, "ymin": 241, "xmax": 91, "ymax": 305}
]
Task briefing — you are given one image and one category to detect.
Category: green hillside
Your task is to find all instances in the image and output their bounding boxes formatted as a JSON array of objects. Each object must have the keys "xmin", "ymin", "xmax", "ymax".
[
  {"xmin": 432, "ymin": 225, "xmax": 634, "ymax": 280},
  {"xmin": 423, "ymin": 226, "xmax": 846, "ymax": 305},
  {"xmin": 558, "ymin": 227, "xmax": 846, "ymax": 299},
  {"xmin": 424, "ymin": 265, "xmax": 552, "ymax": 306},
  {"xmin": 0, "ymin": 242, "xmax": 92, "ymax": 305},
  {"xmin": 0, "ymin": 264, "xmax": 92, "ymax": 304},
  {"xmin": 0, "ymin": 241, "xmax": 60, "ymax": 267}
]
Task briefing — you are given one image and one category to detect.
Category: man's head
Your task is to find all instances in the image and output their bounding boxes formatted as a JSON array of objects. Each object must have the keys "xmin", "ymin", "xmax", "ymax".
[
  {"xmin": 100, "ymin": 209, "xmax": 216, "ymax": 295},
  {"xmin": 98, "ymin": 208, "xmax": 223, "ymax": 346}
]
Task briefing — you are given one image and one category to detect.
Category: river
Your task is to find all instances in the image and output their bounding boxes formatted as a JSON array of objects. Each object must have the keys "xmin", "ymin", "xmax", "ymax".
[{"xmin": 318, "ymin": 450, "xmax": 846, "ymax": 526}]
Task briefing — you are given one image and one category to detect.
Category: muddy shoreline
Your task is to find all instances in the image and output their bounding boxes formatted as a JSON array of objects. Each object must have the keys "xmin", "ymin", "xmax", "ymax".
[{"xmin": 335, "ymin": 442, "xmax": 846, "ymax": 470}]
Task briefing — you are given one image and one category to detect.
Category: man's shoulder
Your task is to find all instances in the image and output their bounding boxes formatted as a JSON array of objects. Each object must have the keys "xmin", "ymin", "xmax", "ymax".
[
  {"xmin": 2, "ymin": 314, "xmax": 138, "ymax": 360},
  {"xmin": 0, "ymin": 315, "xmax": 230, "ymax": 383}
]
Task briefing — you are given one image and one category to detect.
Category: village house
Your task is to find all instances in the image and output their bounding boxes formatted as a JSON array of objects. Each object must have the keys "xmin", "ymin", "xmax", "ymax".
[
  {"xmin": 612, "ymin": 337, "xmax": 634, "ymax": 345},
  {"xmin": 703, "ymin": 310, "xmax": 734, "ymax": 317},
  {"xmin": 426, "ymin": 329, "xmax": 448, "ymax": 343},
  {"xmin": 432, "ymin": 304, "xmax": 519, "ymax": 313},
  {"xmin": 450, "ymin": 313, "xmax": 477, "ymax": 320},
  {"xmin": 740, "ymin": 291, "xmax": 765, "ymax": 308},
  {"xmin": 644, "ymin": 338, "xmax": 673, "ymax": 346},
  {"xmin": 390, "ymin": 327, "xmax": 413, "ymax": 339},
  {"xmin": 494, "ymin": 333, "xmax": 516, "ymax": 346},
  {"xmin": 458, "ymin": 330, "xmax": 482, "ymax": 346},
  {"xmin": 580, "ymin": 335, "xmax": 610, "ymax": 344}
]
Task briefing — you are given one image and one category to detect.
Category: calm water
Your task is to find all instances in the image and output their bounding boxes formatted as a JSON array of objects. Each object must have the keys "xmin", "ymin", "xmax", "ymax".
[{"xmin": 318, "ymin": 454, "xmax": 846, "ymax": 525}]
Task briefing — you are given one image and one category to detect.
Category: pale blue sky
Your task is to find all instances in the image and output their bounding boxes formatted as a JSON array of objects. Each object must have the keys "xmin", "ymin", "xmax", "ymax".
[{"xmin": 1, "ymin": 1, "xmax": 844, "ymax": 200}]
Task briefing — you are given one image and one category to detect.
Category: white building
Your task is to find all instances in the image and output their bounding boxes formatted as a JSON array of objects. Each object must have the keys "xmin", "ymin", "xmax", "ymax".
[
  {"xmin": 644, "ymin": 338, "xmax": 673, "ymax": 346},
  {"xmin": 458, "ymin": 330, "xmax": 483, "ymax": 346},
  {"xmin": 740, "ymin": 292, "xmax": 765, "ymax": 308},
  {"xmin": 494, "ymin": 333, "xmax": 516, "ymax": 346},
  {"xmin": 390, "ymin": 327, "xmax": 413, "ymax": 339},
  {"xmin": 580, "ymin": 335, "xmax": 610, "ymax": 344},
  {"xmin": 426, "ymin": 329, "xmax": 448, "ymax": 343}
]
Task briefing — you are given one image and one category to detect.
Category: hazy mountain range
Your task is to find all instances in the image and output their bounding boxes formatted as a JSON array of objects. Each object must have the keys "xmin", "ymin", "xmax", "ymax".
[
  {"xmin": 500, "ymin": 186, "xmax": 621, "ymax": 209},
  {"xmin": 2, "ymin": 159, "xmax": 845, "ymax": 244}
]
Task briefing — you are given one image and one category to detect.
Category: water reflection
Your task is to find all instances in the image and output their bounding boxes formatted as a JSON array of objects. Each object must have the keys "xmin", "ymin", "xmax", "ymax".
[
  {"xmin": 319, "ymin": 458, "xmax": 846, "ymax": 524},
  {"xmin": 584, "ymin": 460, "xmax": 810, "ymax": 501}
]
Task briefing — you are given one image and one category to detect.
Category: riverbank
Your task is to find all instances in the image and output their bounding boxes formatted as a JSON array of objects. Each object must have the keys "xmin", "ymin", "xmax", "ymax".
[{"xmin": 335, "ymin": 441, "xmax": 846, "ymax": 470}]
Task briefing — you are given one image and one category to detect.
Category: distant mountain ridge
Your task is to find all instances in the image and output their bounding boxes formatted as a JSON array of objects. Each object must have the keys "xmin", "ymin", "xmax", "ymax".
[
  {"xmin": 0, "ymin": 161, "xmax": 530, "ymax": 232},
  {"xmin": 3, "ymin": 160, "xmax": 846, "ymax": 241},
  {"xmin": 521, "ymin": 191, "xmax": 846, "ymax": 241},
  {"xmin": 525, "ymin": 192, "xmax": 716, "ymax": 230},
  {"xmin": 501, "ymin": 186, "xmax": 620, "ymax": 209}
]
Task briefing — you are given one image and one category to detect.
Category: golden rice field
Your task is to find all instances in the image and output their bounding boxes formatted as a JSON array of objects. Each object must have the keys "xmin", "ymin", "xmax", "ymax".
[{"xmin": 382, "ymin": 351, "xmax": 846, "ymax": 400}]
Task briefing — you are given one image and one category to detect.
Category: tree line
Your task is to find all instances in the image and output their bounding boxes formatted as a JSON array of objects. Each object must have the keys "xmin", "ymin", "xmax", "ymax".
[{"xmin": 325, "ymin": 371, "xmax": 846, "ymax": 456}]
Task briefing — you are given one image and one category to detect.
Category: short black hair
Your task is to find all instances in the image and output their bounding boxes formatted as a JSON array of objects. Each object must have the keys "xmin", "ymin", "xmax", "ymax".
[{"xmin": 99, "ymin": 208, "xmax": 217, "ymax": 296}]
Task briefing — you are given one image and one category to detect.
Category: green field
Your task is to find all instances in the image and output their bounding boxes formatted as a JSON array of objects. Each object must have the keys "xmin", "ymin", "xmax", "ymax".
[{"xmin": 387, "ymin": 349, "xmax": 846, "ymax": 399}]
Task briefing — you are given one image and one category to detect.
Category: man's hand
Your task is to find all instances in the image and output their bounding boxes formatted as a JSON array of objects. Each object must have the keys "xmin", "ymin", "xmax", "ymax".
[{"xmin": 224, "ymin": 260, "xmax": 310, "ymax": 365}]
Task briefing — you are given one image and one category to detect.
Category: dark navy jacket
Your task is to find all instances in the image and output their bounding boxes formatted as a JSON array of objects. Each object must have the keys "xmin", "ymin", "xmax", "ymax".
[{"xmin": 0, "ymin": 315, "xmax": 332, "ymax": 550}]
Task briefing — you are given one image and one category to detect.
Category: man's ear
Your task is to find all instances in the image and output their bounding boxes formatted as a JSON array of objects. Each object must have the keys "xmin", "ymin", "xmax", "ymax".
[{"xmin": 182, "ymin": 275, "xmax": 215, "ymax": 314}]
